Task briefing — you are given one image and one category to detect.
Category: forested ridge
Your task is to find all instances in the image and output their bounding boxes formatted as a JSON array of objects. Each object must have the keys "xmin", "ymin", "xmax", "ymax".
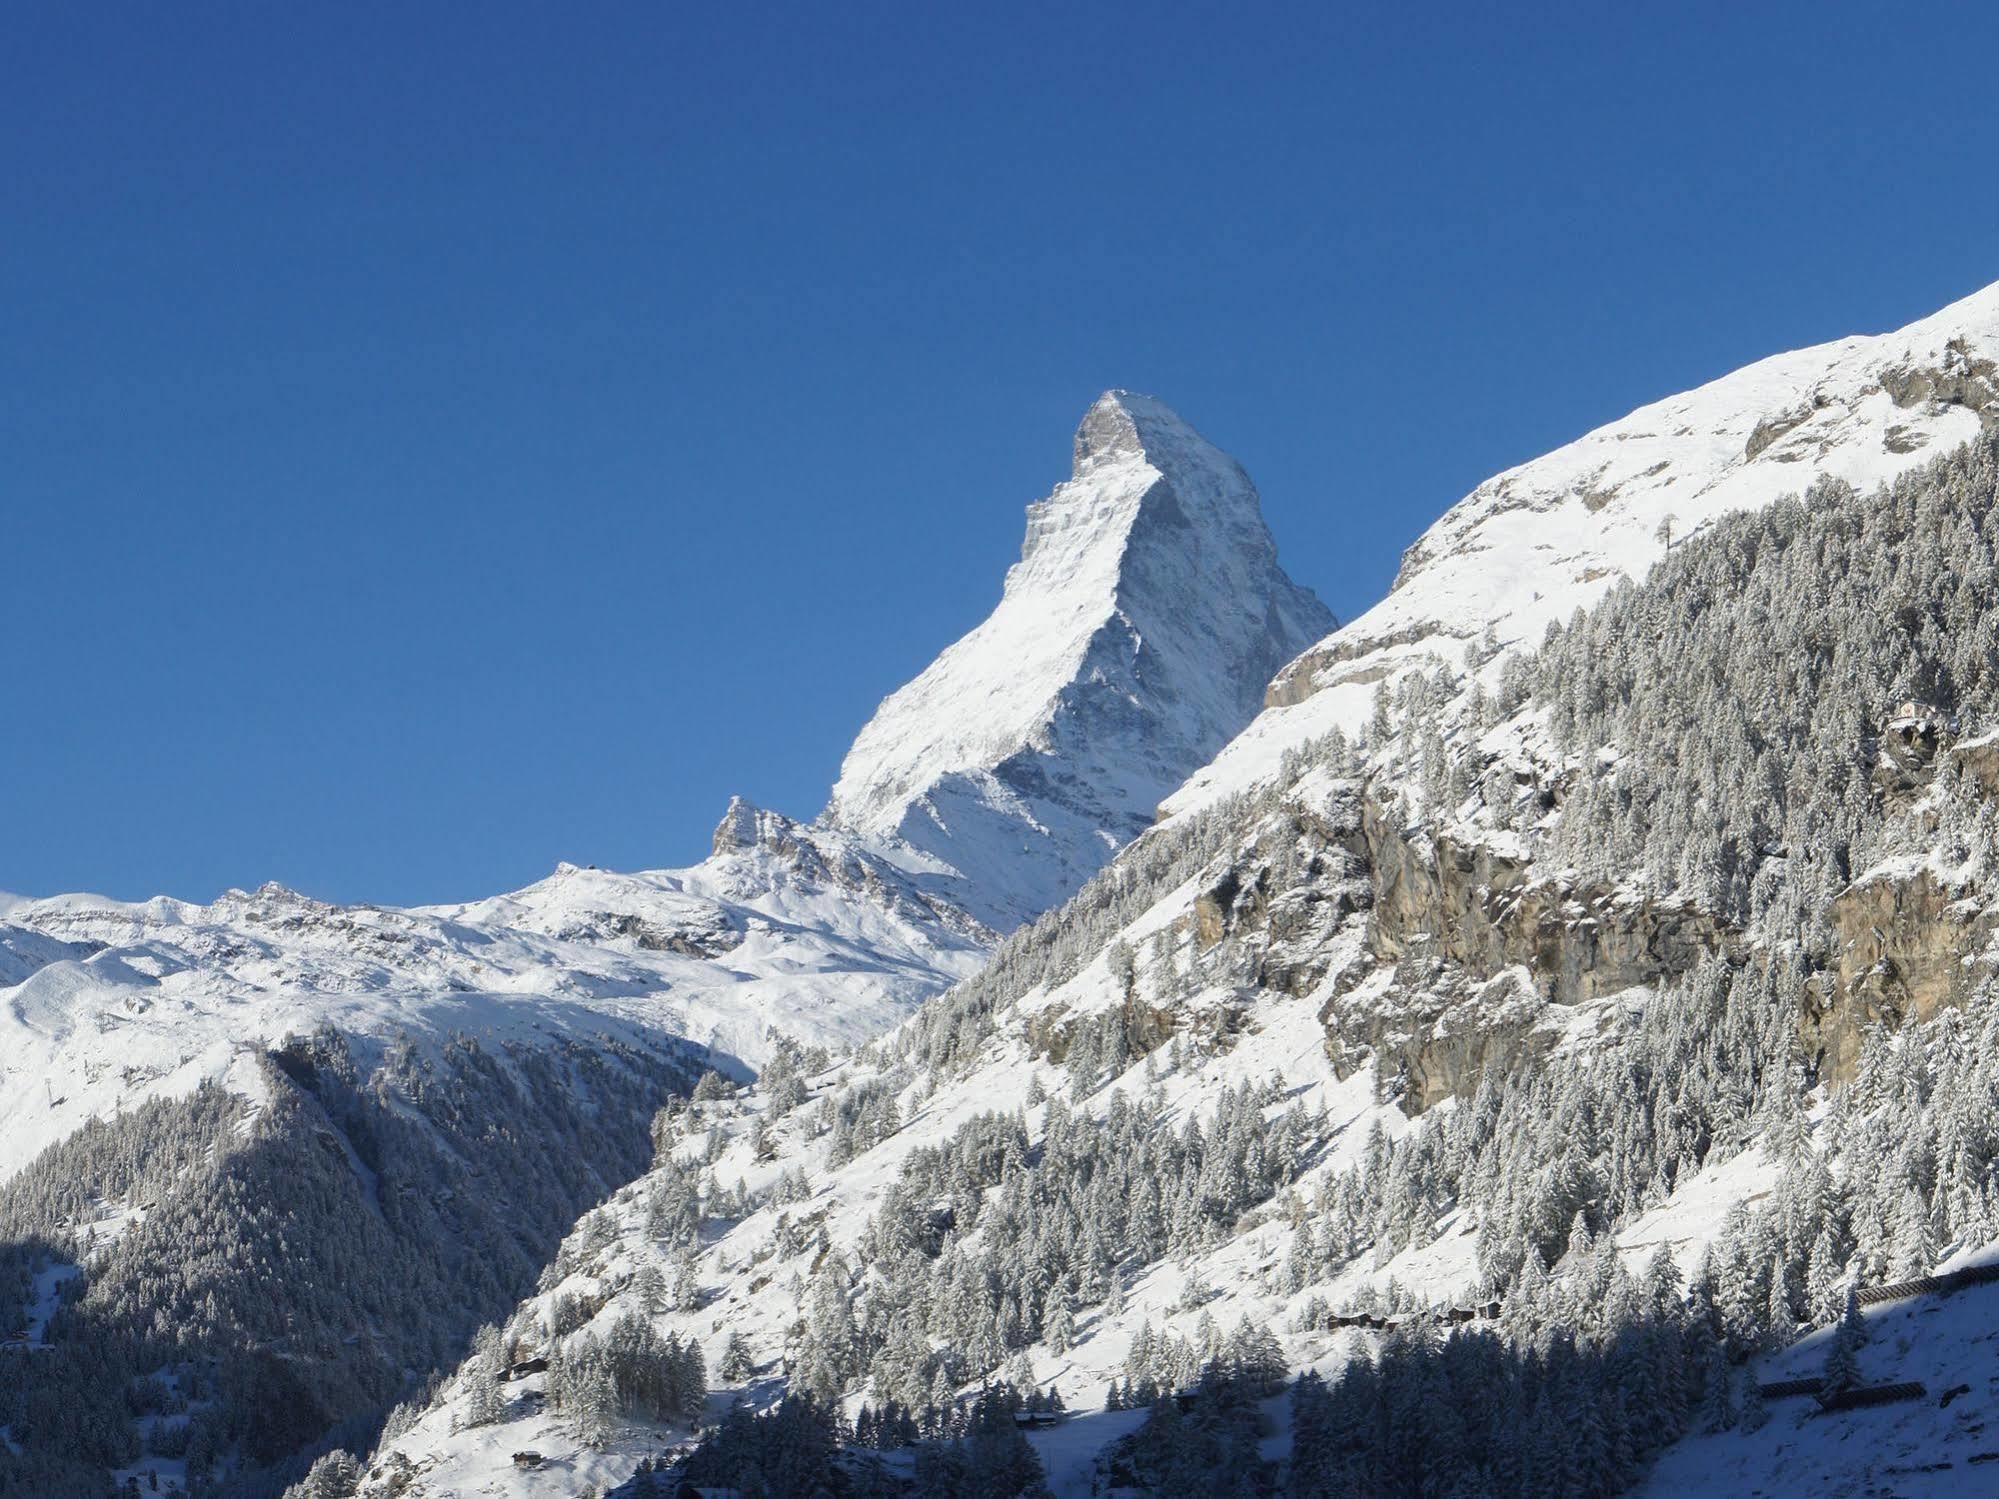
[{"xmin": 0, "ymin": 1027, "xmax": 700, "ymax": 1497}]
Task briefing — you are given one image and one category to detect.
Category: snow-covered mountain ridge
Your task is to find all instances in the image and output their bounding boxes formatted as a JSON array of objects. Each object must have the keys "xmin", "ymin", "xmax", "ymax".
[
  {"xmin": 348, "ymin": 279, "xmax": 1999, "ymax": 1498},
  {"xmin": 0, "ymin": 388, "xmax": 1337, "ymax": 1497},
  {"xmin": 827, "ymin": 390, "xmax": 1334, "ymax": 929},
  {"xmin": 0, "ymin": 389, "xmax": 1333, "ymax": 1189},
  {"xmin": 1168, "ymin": 277, "xmax": 1999, "ymax": 817},
  {"xmin": 0, "ymin": 819, "xmax": 984, "ymax": 1185},
  {"xmin": 0, "ymin": 391, "xmax": 1331, "ymax": 1194}
]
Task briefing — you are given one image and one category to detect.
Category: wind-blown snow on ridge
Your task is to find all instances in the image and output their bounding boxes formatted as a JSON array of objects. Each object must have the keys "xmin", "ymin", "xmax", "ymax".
[{"xmin": 825, "ymin": 390, "xmax": 1334, "ymax": 929}]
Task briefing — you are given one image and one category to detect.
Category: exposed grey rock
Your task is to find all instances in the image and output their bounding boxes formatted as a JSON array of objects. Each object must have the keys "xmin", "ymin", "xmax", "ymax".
[{"xmin": 1804, "ymin": 865, "xmax": 1999, "ymax": 1086}]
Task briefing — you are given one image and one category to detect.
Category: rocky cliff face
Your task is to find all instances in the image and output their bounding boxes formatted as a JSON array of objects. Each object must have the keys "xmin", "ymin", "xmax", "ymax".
[
  {"xmin": 1332, "ymin": 795, "xmax": 1747, "ymax": 1111},
  {"xmin": 824, "ymin": 391, "xmax": 1333, "ymax": 930},
  {"xmin": 1803, "ymin": 865, "xmax": 1999, "ymax": 1086},
  {"xmin": 1169, "ymin": 775, "xmax": 1745, "ymax": 1115},
  {"xmin": 1358, "ymin": 800, "xmax": 1738, "ymax": 1009}
]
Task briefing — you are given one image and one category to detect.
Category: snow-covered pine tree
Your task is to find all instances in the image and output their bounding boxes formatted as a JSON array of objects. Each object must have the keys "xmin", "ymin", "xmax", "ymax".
[{"xmin": 1822, "ymin": 1290, "xmax": 1866, "ymax": 1396}]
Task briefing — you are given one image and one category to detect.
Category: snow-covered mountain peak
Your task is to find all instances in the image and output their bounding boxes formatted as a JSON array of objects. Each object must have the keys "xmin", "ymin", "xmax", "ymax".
[
  {"xmin": 1046, "ymin": 390, "xmax": 1264, "ymax": 557},
  {"xmin": 1071, "ymin": 388, "xmax": 1238, "ymax": 478},
  {"xmin": 0, "ymin": 390, "xmax": 1331, "ymax": 1211},
  {"xmin": 709, "ymin": 794, "xmax": 778, "ymax": 857},
  {"xmin": 823, "ymin": 391, "xmax": 1333, "ymax": 928}
]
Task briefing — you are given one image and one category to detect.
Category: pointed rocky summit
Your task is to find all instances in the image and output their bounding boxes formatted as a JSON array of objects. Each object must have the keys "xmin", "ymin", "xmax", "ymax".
[{"xmin": 822, "ymin": 391, "xmax": 1332, "ymax": 928}]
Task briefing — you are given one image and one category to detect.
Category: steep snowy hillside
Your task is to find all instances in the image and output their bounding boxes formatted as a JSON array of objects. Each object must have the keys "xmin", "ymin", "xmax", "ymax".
[
  {"xmin": 826, "ymin": 390, "xmax": 1334, "ymax": 928},
  {"xmin": 1168, "ymin": 277, "xmax": 1999, "ymax": 816},
  {"xmin": 350, "ymin": 284, "xmax": 1999, "ymax": 1498}
]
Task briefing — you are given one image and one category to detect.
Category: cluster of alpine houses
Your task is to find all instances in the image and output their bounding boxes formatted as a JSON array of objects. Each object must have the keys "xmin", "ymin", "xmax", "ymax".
[
  {"xmin": 337, "ymin": 281, "xmax": 1999, "ymax": 1498},
  {"xmin": 0, "ymin": 392, "xmax": 1330, "ymax": 1499}
]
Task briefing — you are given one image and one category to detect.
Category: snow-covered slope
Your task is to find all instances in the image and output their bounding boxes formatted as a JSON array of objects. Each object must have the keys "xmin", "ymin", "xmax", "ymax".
[
  {"xmin": 0, "ymin": 810, "xmax": 985, "ymax": 1184},
  {"xmin": 1168, "ymin": 277, "xmax": 1999, "ymax": 815},
  {"xmin": 354, "ymin": 978, "xmax": 1405, "ymax": 1497},
  {"xmin": 1641, "ymin": 1256, "xmax": 1999, "ymax": 1498},
  {"xmin": 826, "ymin": 390, "xmax": 1333, "ymax": 928},
  {"xmin": 349, "ymin": 278, "xmax": 1999, "ymax": 1498}
]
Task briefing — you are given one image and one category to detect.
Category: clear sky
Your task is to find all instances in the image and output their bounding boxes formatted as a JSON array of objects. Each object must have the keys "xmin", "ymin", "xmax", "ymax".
[{"xmin": 6, "ymin": 2, "xmax": 1998, "ymax": 905}]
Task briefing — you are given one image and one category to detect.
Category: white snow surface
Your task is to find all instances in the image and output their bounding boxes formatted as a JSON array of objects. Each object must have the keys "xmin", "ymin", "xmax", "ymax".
[
  {"xmin": 826, "ymin": 390, "xmax": 1333, "ymax": 929},
  {"xmin": 0, "ymin": 816, "xmax": 984, "ymax": 1184},
  {"xmin": 1167, "ymin": 276, "xmax": 1999, "ymax": 818},
  {"xmin": 1640, "ymin": 1250, "xmax": 1999, "ymax": 1497}
]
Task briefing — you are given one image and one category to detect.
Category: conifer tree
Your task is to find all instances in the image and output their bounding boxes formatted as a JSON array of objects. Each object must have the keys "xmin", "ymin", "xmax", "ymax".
[
  {"xmin": 1821, "ymin": 1291, "xmax": 1866, "ymax": 1396},
  {"xmin": 720, "ymin": 1330, "xmax": 754, "ymax": 1383}
]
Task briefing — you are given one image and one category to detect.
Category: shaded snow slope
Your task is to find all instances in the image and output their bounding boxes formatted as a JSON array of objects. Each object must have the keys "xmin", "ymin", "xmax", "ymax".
[
  {"xmin": 826, "ymin": 390, "xmax": 1333, "ymax": 929},
  {"xmin": 1168, "ymin": 276, "xmax": 1999, "ymax": 817},
  {"xmin": 1640, "ymin": 1256, "xmax": 1999, "ymax": 1497}
]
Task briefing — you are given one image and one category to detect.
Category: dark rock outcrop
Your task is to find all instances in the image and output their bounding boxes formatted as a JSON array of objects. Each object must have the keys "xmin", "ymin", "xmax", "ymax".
[
  {"xmin": 1321, "ymin": 794, "xmax": 1741, "ymax": 1110},
  {"xmin": 1803, "ymin": 866, "xmax": 1999, "ymax": 1086},
  {"xmin": 1881, "ymin": 338, "xmax": 1999, "ymax": 430}
]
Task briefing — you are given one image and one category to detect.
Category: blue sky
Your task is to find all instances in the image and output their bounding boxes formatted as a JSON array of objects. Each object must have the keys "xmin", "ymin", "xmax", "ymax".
[{"xmin": 6, "ymin": 2, "xmax": 1998, "ymax": 905}]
